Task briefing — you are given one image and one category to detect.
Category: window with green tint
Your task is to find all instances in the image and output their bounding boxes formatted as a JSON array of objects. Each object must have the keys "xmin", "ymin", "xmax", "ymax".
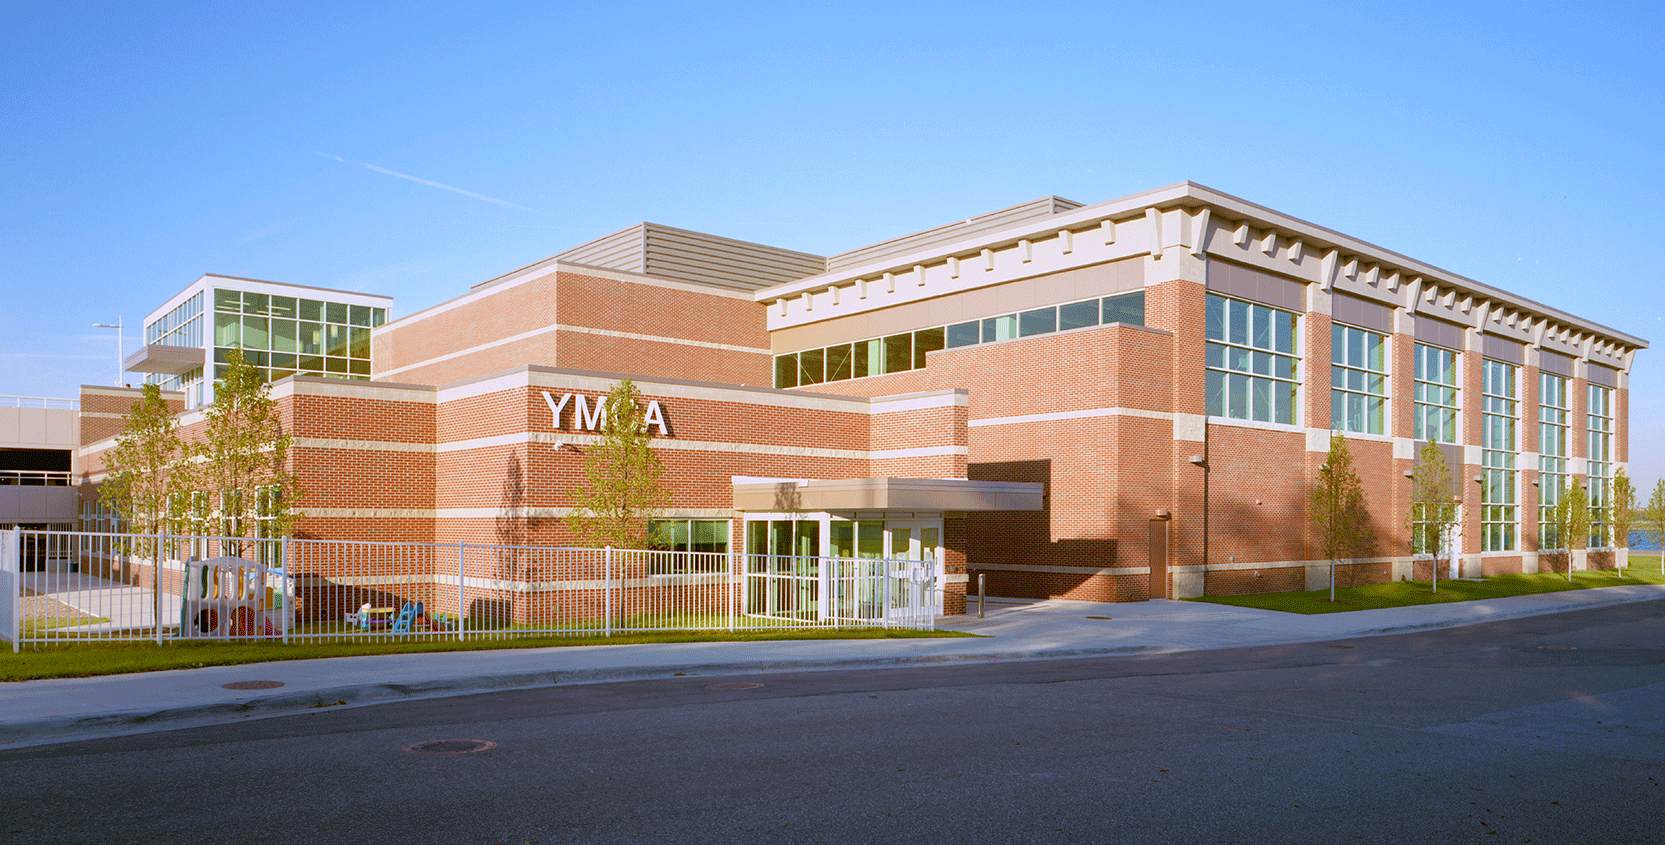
[
  {"xmin": 913, "ymin": 327, "xmax": 944, "ymax": 368},
  {"xmin": 946, "ymin": 322, "xmax": 979, "ymax": 348},
  {"xmin": 1103, "ymin": 291, "xmax": 1145, "ymax": 325},
  {"xmin": 214, "ymin": 289, "xmax": 241, "ymax": 313},
  {"xmin": 1058, "ymin": 300, "xmax": 1099, "ymax": 331},
  {"xmin": 1204, "ymin": 293, "xmax": 1299, "ymax": 424},
  {"xmin": 883, "ymin": 333, "xmax": 911, "ymax": 374},
  {"xmin": 326, "ymin": 302, "xmax": 348, "ymax": 324},
  {"xmin": 299, "ymin": 355, "xmax": 324, "ymax": 373},
  {"xmin": 798, "ymin": 348, "xmax": 824, "ymax": 385},
  {"xmin": 298, "ymin": 299, "xmax": 323, "ymax": 321},
  {"xmin": 242, "ymin": 293, "xmax": 269, "ymax": 316},
  {"xmin": 241, "ymin": 316, "xmax": 269, "ymax": 350},
  {"xmin": 1481, "ymin": 359, "xmax": 1517, "ymax": 551},
  {"xmin": 349, "ymin": 327, "xmax": 371, "ymax": 359},
  {"xmin": 982, "ymin": 314, "xmax": 1016, "ymax": 343},
  {"xmin": 215, "ymin": 313, "xmax": 241, "ymax": 347},
  {"xmin": 349, "ymin": 359, "xmax": 371, "ymax": 375},
  {"xmin": 825, "ymin": 344, "xmax": 853, "ymax": 381},
  {"xmin": 1414, "ymin": 343, "xmax": 1459, "ymax": 442},
  {"xmin": 775, "ymin": 354, "xmax": 798, "ymax": 388},
  {"xmin": 298, "ymin": 322, "xmax": 323, "ymax": 355},
  {"xmin": 325, "ymin": 357, "xmax": 348, "ymax": 373},
  {"xmin": 1019, "ymin": 307, "xmax": 1057, "ymax": 337},
  {"xmin": 854, "ymin": 339, "xmax": 879, "ymax": 378},
  {"xmin": 271, "ymin": 320, "xmax": 298, "ymax": 353},
  {"xmin": 270, "ymin": 352, "xmax": 296, "ymax": 369},
  {"xmin": 372, "ymin": 308, "xmax": 386, "ymax": 327},
  {"xmin": 1588, "ymin": 384, "xmax": 1613, "ymax": 546},
  {"xmin": 350, "ymin": 305, "xmax": 371, "ymax": 327},
  {"xmin": 1539, "ymin": 372, "xmax": 1569, "ymax": 547},
  {"xmin": 1331, "ymin": 323, "xmax": 1386, "ymax": 434},
  {"xmin": 324, "ymin": 324, "xmax": 348, "ymax": 357},
  {"xmin": 269, "ymin": 296, "xmax": 296, "ymax": 318}
]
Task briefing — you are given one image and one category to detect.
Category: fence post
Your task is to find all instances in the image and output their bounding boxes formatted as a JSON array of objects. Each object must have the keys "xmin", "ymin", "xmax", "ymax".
[
  {"xmin": 457, "ymin": 542, "xmax": 466, "ymax": 642},
  {"xmin": 154, "ymin": 531, "xmax": 164, "ymax": 646},
  {"xmin": 604, "ymin": 546, "xmax": 613, "ymax": 638},
  {"xmin": 281, "ymin": 536, "xmax": 291, "ymax": 645},
  {"xmin": 882, "ymin": 556, "xmax": 891, "ymax": 631},
  {"xmin": 728, "ymin": 547, "xmax": 736, "ymax": 632},
  {"xmin": 3, "ymin": 529, "xmax": 17, "ymax": 652}
]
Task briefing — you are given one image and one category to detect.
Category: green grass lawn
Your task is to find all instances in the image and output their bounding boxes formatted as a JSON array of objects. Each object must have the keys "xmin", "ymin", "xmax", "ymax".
[
  {"xmin": 0, "ymin": 626, "xmax": 975, "ymax": 683},
  {"xmin": 1188, "ymin": 556, "xmax": 1665, "ymax": 615}
]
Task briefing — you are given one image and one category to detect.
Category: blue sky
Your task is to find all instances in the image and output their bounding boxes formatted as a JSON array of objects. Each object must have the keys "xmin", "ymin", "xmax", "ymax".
[{"xmin": 3, "ymin": 1, "xmax": 1661, "ymax": 486}]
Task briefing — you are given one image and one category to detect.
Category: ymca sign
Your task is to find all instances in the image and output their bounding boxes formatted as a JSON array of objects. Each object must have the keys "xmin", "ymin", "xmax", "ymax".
[{"xmin": 542, "ymin": 391, "xmax": 670, "ymax": 436}]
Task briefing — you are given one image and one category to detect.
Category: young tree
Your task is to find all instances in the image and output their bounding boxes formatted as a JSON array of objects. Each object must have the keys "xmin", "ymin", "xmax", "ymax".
[
  {"xmin": 1642, "ymin": 480, "xmax": 1665, "ymax": 576},
  {"xmin": 1546, "ymin": 481, "xmax": 1591, "ymax": 582},
  {"xmin": 1407, "ymin": 441, "xmax": 1459, "ymax": 593},
  {"xmin": 100, "ymin": 384, "xmax": 186, "ymax": 539},
  {"xmin": 1310, "ymin": 434, "xmax": 1373, "ymax": 602},
  {"xmin": 567, "ymin": 379, "xmax": 670, "ymax": 549},
  {"xmin": 1610, "ymin": 468, "xmax": 1635, "ymax": 571},
  {"xmin": 187, "ymin": 349, "xmax": 302, "ymax": 553}
]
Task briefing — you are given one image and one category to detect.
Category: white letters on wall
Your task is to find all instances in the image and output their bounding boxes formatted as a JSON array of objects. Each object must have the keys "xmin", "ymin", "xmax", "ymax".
[{"xmin": 542, "ymin": 390, "xmax": 670, "ymax": 436}]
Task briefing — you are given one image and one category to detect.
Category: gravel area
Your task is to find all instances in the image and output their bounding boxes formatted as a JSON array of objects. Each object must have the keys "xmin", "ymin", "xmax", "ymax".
[{"xmin": 20, "ymin": 589, "xmax": 101, "ymax": 624}]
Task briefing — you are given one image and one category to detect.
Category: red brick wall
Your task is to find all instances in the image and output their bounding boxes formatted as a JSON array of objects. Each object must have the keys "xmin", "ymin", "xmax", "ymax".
[{"xmin": 374, "ymin": 269, "xmax": 772, "ymax": 387}]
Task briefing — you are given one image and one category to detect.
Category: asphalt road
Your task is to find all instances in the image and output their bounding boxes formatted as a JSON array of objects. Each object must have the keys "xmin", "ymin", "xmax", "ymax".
[{"xmin": 4, "ymin": 601, "xmax": 1664, "ymax": 845}]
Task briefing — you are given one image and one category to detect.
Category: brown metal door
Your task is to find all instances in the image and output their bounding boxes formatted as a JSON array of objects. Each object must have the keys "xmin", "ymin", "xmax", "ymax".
[{"xmin": 1147, "ymin": 519, "xmax": 1168, "ymax": 600}]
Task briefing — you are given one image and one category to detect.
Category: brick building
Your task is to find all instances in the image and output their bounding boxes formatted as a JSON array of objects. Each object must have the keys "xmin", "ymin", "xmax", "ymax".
[{"xmin": 75, "ymin": 182, "xmax": 1646, "ymax": 611}]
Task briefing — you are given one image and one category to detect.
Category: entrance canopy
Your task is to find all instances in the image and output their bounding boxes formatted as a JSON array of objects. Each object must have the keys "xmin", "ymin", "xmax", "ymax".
[{"xmin": 732, "ymin": 477, "xmax": 1042, "ymax": 513}]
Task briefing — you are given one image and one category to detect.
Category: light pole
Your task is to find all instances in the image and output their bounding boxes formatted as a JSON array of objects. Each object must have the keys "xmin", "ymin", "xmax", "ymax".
[{"xmin": 93, "ymin": 318, "xmax": 123, "ymax": 387}]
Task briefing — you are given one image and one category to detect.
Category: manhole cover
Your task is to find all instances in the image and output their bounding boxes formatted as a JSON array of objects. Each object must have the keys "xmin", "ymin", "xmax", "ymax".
[
  {"xmin": 1085, "ymin": 616, "xmax": 1113, "ymax": 620},
  {"xmin": 402, "ymin": 739, "xmax": 497, "ymax": 755},
  {"xmin": 1537, "ymin": 645, "xmax": 1578, "ymax": 651},
  {"xmin": 705, "ymin": 682, "xmax": 765, "ymax": 691},
  {"xmin": 222, "ymin": 680, "xmax": 286, "ymax": 690}
]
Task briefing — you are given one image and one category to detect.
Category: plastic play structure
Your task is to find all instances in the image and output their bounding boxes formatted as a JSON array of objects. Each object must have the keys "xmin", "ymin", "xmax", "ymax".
[
  {"xmin": 346, "ymin": 600, "xmax": 445, "ymax": 633},
  {"xmin": 179, "ymin": 557, "xmax": 294, "ymax": 638}
]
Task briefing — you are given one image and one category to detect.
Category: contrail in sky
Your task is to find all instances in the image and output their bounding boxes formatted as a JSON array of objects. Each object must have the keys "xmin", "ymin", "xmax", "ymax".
[{"xmin": 316, "ymin": 153, "xmax": 542, "ymax": 213}]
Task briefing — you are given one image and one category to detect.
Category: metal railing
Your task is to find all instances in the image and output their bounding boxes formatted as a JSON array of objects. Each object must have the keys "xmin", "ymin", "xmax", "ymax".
[
  {"xmin": 0, "ymin": 471, "xmax": 72, "ymax": 487},
  {"xmin": 0, "ymin": 395, "xmax": 77, "ymax": 410},
  {"xmin": 1, "ymin": 530, "xmax": 937, "ymax": 648}
]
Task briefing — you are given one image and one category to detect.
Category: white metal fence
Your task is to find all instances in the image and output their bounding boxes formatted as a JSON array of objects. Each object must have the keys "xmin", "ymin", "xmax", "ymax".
[{"xmin": 0, "ymin": 529, "xmax": 937, "ymax": 649}]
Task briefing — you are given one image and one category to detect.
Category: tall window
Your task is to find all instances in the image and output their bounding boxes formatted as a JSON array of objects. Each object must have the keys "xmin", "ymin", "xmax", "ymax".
[
  {"xmin": 1331, "ymin": 323, "xmax": 1386, "ymax": 434},
  {"xmin": 1588, "ymin": 384, "xmax": 1613, "ymax": 547},
  {"xmin": 1205, "ymin": 294, "xmax": 1299, "ymax": 424},
  {"xmin": 1538, "ymin": 373, "xmax": 1569, "ymax": 548},
  {"xmin": 1414, "ymin": 344, "xmax": 1459, "ymax": 442},
  {"xmin": 1480, "ymin": 360, "xmax": 1517, "ymax": 551}
]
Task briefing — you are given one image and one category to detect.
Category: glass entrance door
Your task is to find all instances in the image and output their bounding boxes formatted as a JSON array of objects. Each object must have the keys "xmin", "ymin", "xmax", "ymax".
[
  {"xmin": 886, "ymin": 520, "xmax": 941, "ymax": 619},
  {"xmin": 745, "ymin": 518, "xmax": 819, "ymax": 621}
]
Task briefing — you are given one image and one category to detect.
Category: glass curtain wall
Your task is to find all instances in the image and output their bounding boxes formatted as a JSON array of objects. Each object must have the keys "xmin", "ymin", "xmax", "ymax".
[
  {"xmin": 144, "ymin": 292, "xmax": 207, "ymax": 406},
  {"xmin": 212, "ymin": 289, "xmax": 386, "ymax": 387}
]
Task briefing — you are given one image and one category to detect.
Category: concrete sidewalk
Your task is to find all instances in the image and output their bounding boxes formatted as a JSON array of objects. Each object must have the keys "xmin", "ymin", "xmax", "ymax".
[{"xmin": 4, "ymin": 584, "xmax": 1663, "ymax": 750}]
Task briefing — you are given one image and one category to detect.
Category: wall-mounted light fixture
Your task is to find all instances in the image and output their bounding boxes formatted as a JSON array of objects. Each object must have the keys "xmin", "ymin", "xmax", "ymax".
[{"xmin": 1187, "ymin": 454, "xmax": 1206, "ymax": 467}]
